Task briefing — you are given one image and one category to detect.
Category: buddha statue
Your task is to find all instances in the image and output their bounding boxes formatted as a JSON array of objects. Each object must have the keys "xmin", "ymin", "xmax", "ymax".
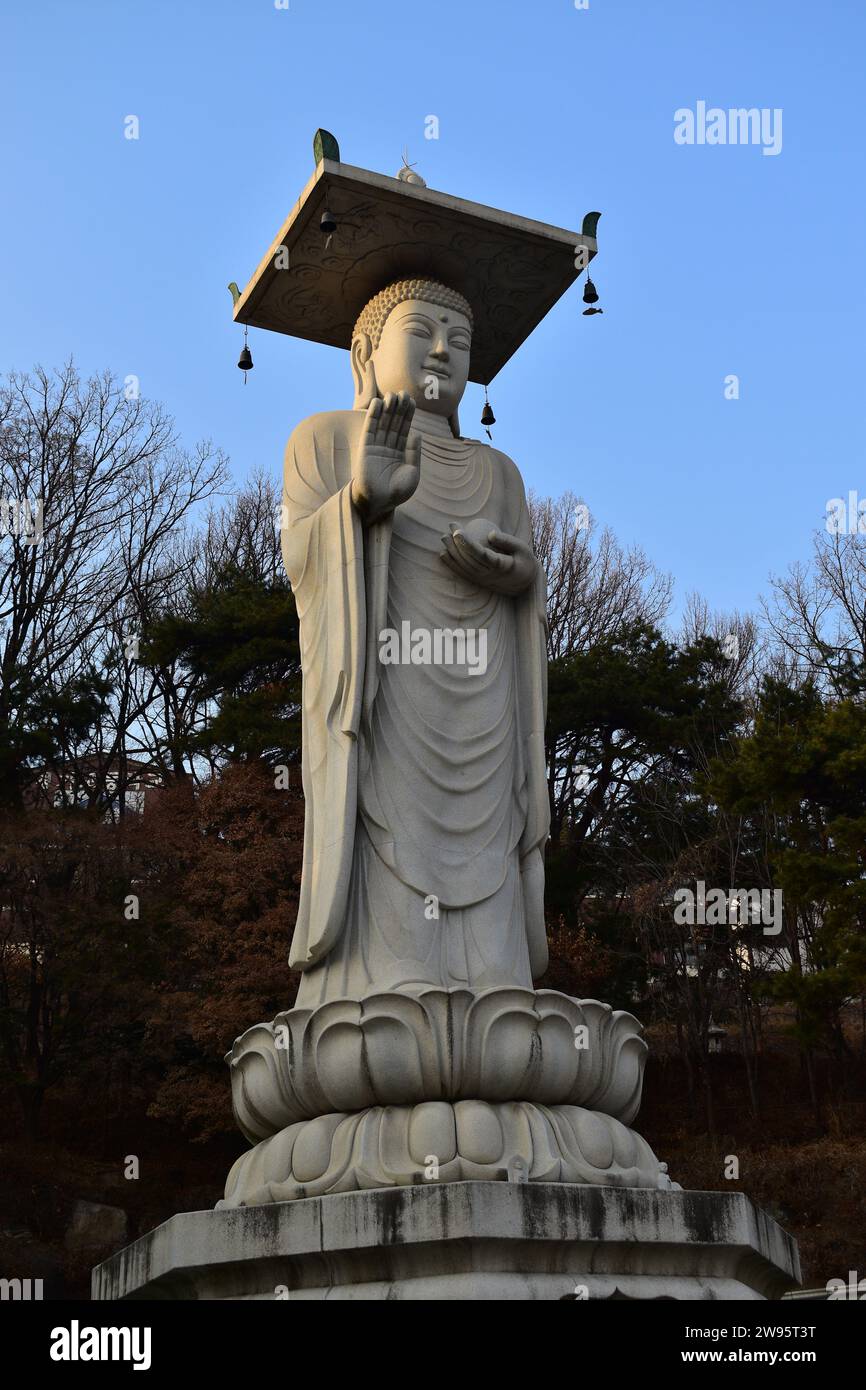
[
  {"xmin": 219, "ymin": 143, "xmax": 672, "ymax": 1205},
  {"xmin": 281, "ymin": 277, "xmax": 550, "ymax": 1007}
]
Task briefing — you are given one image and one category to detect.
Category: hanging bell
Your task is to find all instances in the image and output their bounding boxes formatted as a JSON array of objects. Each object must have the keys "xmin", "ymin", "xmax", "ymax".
[
  {"xmin": 480, "ymin": 401, "xmax": 496, "ymax": 427},
  {"xmin": 237, "ymin": 344, "xmax": 253, "ymax": 373},
  {"xmin": 583, "ymin": 276, "xmax": 599, "ymax": 305},
  {"xmin": 320, "ymin": 207, "xmax": 337, "ymax": 235}
]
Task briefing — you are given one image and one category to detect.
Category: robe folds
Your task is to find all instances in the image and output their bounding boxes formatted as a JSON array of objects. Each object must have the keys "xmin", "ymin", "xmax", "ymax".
[{"xmin": 281, "ymin": 410, "xmax": 549, "ymax": 1006}]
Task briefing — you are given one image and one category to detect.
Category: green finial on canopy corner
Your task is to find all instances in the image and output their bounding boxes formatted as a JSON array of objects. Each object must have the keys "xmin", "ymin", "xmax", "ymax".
[
  {"xmin": 313, "ymin": 129, "xmax": 341, "ymax": 166},
  {"xmin": 581, "ymin": 211, "xmax": 602, "ymax": 240},
  {"xmin": 228, "ymin": 282, "xmax": 241, "ymax": 307}
]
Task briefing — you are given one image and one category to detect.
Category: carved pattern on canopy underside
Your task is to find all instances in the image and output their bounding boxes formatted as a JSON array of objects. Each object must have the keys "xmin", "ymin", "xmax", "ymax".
[{"xmin": 235, "ymin": 174, "xmax": 588, "ymax": 384}]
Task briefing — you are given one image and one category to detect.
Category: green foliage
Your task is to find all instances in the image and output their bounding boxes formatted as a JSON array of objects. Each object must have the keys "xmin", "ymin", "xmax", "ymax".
[
  {"xmin": 549, "ymin": 622, "xmax": 743, "ymax": 774},
  {"xmin": 709, "ymin": 677, "xmax": 866, "ymax": 1050},
  {"xmin": 544, "ymin": 620, "xmax": 744, "ymax": 917},
  {"xmin": 0, "ymin": 665, "xmax": 113, "ymax": 808},
  {"xmin": 142, "ymin": 564, "xmax": 301, "ymax": 764}
]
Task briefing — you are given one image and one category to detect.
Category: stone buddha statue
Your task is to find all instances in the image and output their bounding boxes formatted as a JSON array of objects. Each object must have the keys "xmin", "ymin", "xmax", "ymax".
[
  {"xmin": 219, "ymin": 142, "xmax": 673, "ymax": 1206},
  {"xmin": 92, "ymin": 139, "xmax": 805, "ymax": 1307},
  {"xmin": 281, "ymin": 277, "xmax": 550, "ymax": 1008}
]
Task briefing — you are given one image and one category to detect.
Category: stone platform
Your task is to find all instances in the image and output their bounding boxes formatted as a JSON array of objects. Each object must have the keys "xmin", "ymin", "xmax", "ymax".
[{"xmin": 92, "ymin": 1181, "xmax": 801, "ymax": 1301}]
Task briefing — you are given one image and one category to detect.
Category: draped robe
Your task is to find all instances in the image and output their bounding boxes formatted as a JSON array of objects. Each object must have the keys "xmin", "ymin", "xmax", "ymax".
[{"xmin": 281, "ymin": 410, "xmax": 549, "ymax": 1007}]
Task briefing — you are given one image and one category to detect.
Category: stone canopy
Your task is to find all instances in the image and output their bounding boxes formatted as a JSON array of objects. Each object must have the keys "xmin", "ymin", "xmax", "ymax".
[{"xmin": 230, "ymin": 133, "xmax": 599, "ymax": 385}]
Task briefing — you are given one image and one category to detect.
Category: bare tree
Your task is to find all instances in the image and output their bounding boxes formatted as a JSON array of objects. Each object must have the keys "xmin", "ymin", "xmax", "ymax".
[
  {"xmin": 0, "ymin": 363, "xmax": 228, "ymax": 809},
  {"xmin": 129, "ymin": 473, "xmax": 292, "ymax": 782},
  {"xmin": 529, "ymin": 490, "xmax": 672, "ymax": 661},
  {"xmin": 679, "ymin": 591, "xmax": 761, "ymax": 703},
  {"xmin": 529, "ymin": 491, "xmax": 673, "ymax": 846},
  {"xmin": 764, "ymin": 531, "xmax": 866, "ymax": 696}
]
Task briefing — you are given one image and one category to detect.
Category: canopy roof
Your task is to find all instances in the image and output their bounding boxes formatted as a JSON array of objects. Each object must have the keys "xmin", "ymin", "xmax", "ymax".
[{"xmin": 231, "ymin": 132, "xmax": 599, "ymax": 386}]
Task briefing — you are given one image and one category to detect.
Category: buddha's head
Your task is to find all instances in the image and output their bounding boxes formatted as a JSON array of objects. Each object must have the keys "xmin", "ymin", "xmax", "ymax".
[{"xmin": 351, "ymin": 278, "xmax": 473, "ymax": 437}]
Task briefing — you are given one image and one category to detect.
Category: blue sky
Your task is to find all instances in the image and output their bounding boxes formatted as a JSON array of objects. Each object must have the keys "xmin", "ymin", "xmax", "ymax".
[{"xmin": 2, "ymin": 0, "xmax": 864, "ymax": 623}]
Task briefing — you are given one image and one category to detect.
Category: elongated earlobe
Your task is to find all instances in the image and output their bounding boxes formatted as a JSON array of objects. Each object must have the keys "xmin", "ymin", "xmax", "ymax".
[{"xmin": 351, "ymin": 333, "xmax": 378, "ymax": 409}]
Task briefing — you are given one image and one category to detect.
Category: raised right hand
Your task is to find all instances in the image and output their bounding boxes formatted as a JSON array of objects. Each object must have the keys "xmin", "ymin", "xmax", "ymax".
[{"xmin": 350, "ymin": 391, "xmax": 420, "ymax": 523}]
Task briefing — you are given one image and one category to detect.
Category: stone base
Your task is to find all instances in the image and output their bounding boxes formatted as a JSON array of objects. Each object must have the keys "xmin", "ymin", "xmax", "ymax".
[
  {"xmin": 219, "ymin": 1101, "xmax": 675, "ymax": 1206},
  {"xmin": 92, "ymin": 1181, "xmax": 801, "ymax": 1301}
]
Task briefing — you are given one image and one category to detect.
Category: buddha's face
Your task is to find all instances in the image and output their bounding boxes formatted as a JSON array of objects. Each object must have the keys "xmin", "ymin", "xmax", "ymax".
[{"xmin": 369, "ymin": 299, "xmax": 472, "ymax": 418}]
